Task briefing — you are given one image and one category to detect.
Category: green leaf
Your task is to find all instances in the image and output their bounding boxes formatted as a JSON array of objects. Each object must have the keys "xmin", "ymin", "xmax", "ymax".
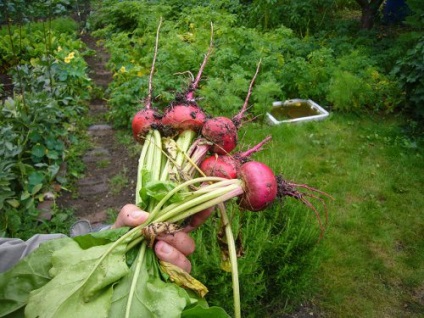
[
  {"xmin": 31, "ymin": 144, "xmax": 45, "ymax": 158},
  {"xmin": 46, "ymin": 150, "xmax": 59, "ymax": 160},
  {"xmin": 31, "ymin": 183, "xmax": 43, "ymax": 195},
  {"xmin": 73, "ymin": 227, "xmax": 130, "ymax": 250},
  {"xmin": 0, "ymin": 237, "xmax": 73, "ymax": 317},
  {"xmin": 110, "ymin": 248, "xmax": 203, "ymax": 318},
  {"xmin": 6, "ymin": 199, "xmax": 20, "ymax": 208},
  {"xmin": 139, "ymin": 181, "xmax": 186, "ymax": 207},
  {"xmin": 20, "ymin": 191, "xmax": 31, "ymax": 201},
  {"xmin": 28, "ymin": 172, "xmax": 45, "ymax": 187},
  {"xmin": 25, "ymin": 239, "xmax": 131, "ymax": 318},
  {"xmin": 181, "ymin": 303, "xmax": 230, "ymax": 318}
]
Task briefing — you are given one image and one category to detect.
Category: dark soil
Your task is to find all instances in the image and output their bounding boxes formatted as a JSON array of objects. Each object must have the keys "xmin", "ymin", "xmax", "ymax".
[{"xmin": 56, "ymin": 33, "xmax": 138, "ymax": 225}]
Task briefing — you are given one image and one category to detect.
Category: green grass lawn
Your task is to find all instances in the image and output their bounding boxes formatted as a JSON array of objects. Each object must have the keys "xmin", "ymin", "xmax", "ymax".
[{"xmin": 238, "ymin": 113, "xmax": 424, "ymax": 317}]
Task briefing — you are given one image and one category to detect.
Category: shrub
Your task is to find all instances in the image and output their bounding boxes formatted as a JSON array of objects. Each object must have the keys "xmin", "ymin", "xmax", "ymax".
[{"xmin": 391, "ymin": 36, "xmax": 424, "ymax": 120}]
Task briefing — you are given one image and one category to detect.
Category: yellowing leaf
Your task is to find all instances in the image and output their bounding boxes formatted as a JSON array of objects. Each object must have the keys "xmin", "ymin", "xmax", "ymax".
[{"xmin": 159, "ymin": 261, "xmax": 208, "ymax": 298}]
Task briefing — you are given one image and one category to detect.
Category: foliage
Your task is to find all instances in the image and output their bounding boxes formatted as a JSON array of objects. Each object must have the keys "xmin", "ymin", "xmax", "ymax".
[
  {"xmin": 0, "ymin": 18, "xmax": 83, "ymax": 71},
  {"xmin": 328, "ymin": 50, "xmax": 403, "ymax": 113},
  {"xmin": 0, "ymin": 91, "xmax": 88, "ymax": 238},
  {"xmin": 239, "ymin": 0, "xmax": 340, "ymax": 35},
  {"xmin": 90, "ymin": 1, "xmax": 406, "ymax": 130},
  {"xmin": 391, "ymin": 36, "xmax": 424, "ymax": 121},
  {"xmin": 0, "ymin": 0, "xmax": 78, "ymax": 24},
  {"xmin": 0, "ymin": 16, "xmax": 91, "ymax": 238},
  {"xmin": 191, "ymin": 201, "xmax": 322, "ymax": 316}
]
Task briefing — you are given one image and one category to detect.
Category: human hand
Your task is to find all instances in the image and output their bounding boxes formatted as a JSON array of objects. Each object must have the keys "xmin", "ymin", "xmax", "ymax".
[{"xmin": 111, "ymin": 204, "xmax": 213, "ymax": 273}]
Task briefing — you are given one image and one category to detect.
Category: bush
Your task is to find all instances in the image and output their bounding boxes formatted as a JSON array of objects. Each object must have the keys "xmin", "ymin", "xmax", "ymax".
[
  {"xmin": 391, "ymin": 36, "xmax": 424, "ymax": 120},
  {"xmin": 0, "ymin": 93, "xmax": 85, "ymax": 238}
]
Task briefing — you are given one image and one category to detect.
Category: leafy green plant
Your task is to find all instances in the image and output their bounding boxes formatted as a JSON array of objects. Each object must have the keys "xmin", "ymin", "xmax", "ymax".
[
  {"xmin": 239, "ymin": 0, "xmax": 338, "ymax": 35},
  {"xmin": 391, "ymin": 36, "xmax": 424, "ymax": 121},
  {"xmin": 0, "ymin": 92, "xmax": 88, "ymax": 238},
  {"xmin": 0, "ymin": 12, "xmax": 91, "ymax": 237}
]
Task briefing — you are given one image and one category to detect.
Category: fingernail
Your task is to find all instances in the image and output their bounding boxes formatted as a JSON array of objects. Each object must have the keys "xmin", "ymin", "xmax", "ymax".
[
  {"xmin": 160, "ymin": 242, "xmax": 173, "ymax": 254},
  {"xmin": 130, "ymin": 210, "xmax": 145, "ymax": 219}
]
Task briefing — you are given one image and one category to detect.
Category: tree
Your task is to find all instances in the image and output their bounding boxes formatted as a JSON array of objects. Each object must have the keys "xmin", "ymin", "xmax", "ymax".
[{"xmin": 355, "ymin": 0, "xmax": 385, "ymax": 29}]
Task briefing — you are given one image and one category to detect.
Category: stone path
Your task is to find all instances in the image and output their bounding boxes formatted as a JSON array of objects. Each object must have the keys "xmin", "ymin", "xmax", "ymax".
[{"xmin": 56, "ymin": 33, "xmax": 138, "ymax": 225}]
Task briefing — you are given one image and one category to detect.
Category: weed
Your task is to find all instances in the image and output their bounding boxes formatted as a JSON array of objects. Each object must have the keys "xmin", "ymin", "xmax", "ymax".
[
  {"xmin": 108, "ymin": 167, "xmax": 129, "ymax": 195},
  {"xmin": 96, "ymin": 158, "xmax": 111, "ymax": 168}
]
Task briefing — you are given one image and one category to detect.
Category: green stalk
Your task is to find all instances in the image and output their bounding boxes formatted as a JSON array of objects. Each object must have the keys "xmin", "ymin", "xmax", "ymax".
[
  {"xmin": 125, "ymin": 242, "xmax": 147, "ymax": 318},
  {"xmin": 148, "ymin": 176, "xmax": 232, "ymax": 221},
  {"xmin": 175, "ymin": 130, "xmax": 197, "ymax": 167},
  {"xmin": 163, "ymin": 185, "xmax": 244, "ymax": 223},
  {"xmin": 160, "ymin": 130, "xmax": 196, "ymax": 181},
  {"xmin": 147, "ymin": 130, "xmax": 163, "ymax": 211},
  {"xmin": 135, "ymin": 132, "xmax": 151, "ymax": 205},
  {"xmin": 156, "ymin": 183, "xmax": 243, "ymax": 222},
  {"xmin": 145, "ymin": 132, "xmax": 155, "ymax": 177},
  {"xmin": 150, "ymin": 130, "xmax": 163, "ymax": 181},
  {"xmin": 155, "ymin": 179, "xmax": 238, "ymax": 217},
  {"xmin": 135, "ymin": 129, "xmax": 164, "ymax": 208},
  {"xmin": 218, "ymin": 203, "xmax": 241, "ymax": 318}
]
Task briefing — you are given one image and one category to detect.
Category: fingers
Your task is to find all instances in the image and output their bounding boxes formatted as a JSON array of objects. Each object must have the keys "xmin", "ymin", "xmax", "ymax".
[
  {"xmin": 112, "ymin": 204, "xmax": 209, "ymax": 273},
  {"xmin": 111, "ymin": 204, "xmax": 149, "ymax": 229},
  {"xmin": 154, "ymin": 232, "xmax": 195, "ymax": 273},
  {"xmin": 183, "ymin": 206, "xmax": 215, "ymax": 233}
]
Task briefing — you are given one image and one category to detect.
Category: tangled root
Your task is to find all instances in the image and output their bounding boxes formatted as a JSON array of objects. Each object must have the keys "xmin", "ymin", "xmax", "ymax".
[{"xmin": 276, "ymin": 175, "xmax": 334, "ymax": 240}]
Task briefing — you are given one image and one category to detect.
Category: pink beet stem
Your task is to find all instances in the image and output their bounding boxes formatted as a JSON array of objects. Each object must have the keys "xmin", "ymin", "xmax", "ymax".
[
  {"xmin": 233, "ymin": 59, "xmax": 262, "ymax": 128},
  {"xmin": 186, "ymin": 22, "xmax": 214, "ymax": 101},
  {"xmin": 146, "ymin": 17, "xmax": 162, "ymax": 109},
  {"xmin": 238, "ymin": 135, "xmax": 271, "ymax": 158}
]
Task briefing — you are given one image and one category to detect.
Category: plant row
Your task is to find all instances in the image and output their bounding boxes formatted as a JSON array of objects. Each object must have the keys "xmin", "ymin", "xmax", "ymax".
[
  {"xmin": 87, "ymin": 0, "xmax": 411, "ymax": 131},
  {"xmin": 0, "ymin": 17, "xmax": 92, "ymax": 238}
]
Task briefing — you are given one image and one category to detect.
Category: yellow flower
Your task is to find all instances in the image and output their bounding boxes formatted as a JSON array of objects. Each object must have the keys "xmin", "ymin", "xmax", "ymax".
[
  {"xmin": 119, "ymin": 66, "xmax": 126, "ymax": 73},
  {"xmin": 64, "ymin": 51, "xmax": 75, "ymax": 64},
  {"xmin": 57, "ymin": 46, "xmax": 62, "ymax": 52}
]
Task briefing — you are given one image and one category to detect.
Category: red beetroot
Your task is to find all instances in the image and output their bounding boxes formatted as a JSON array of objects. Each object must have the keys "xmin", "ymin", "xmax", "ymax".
[
  {"xmin": 161, "ymin": 27, "xmax": 212, "ymax": 135},
  {"xmin": 200, "ymin": 155, "xmax": 238, "ymax": 179},
  {"xmin": 200, "ymin": 136, "xmax": 272, "ymax": 178},
  {"xmin": 161, "ymin": 104, "xmax": 207, "ymax": 133},
  {"xmin": 132, "ymin": 108, "xmax": 162, "ymax": 143},
  {"xmin": 201, "ymin": 117, "xmax": 238, "ymax": 155},
  {"xmin": 238, "ymin": 161, "xmax": 277, "ymax": 212}
]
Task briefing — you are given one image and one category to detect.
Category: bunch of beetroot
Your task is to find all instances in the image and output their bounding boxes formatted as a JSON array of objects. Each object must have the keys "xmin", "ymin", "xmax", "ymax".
[
  {"xmin": 129, "ymin": 21, "xmax": 331, "ymax": 318},
  {"xmin": 131, "ymin": 33, "xmax": 330, "ymax": 219}
]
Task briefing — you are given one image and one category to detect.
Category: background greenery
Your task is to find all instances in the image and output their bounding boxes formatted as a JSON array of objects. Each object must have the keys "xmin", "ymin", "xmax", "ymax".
[{"xmin": 0, "ymin": 10, "xmax": 92, "ymax": 237}]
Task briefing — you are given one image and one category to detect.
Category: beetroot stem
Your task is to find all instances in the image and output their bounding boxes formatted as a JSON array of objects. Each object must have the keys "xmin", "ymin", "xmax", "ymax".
[
  {"xmin": 146, "ymin": 17, "xmax": 162, "ymax": 109},
  {"xmin": 217, "ymin": 203, "xmax": 241, "ymax": 318},
  {"xmin": 236, "ymin": 135, "xmax": 272, "ymax": 159},
  {"xmin": 233, "ymin": 59, "xmax": 262, "ymax": 128},
  {"xmin": 186, "ymin": 22, "xmax": 214, "ymax": 101}
]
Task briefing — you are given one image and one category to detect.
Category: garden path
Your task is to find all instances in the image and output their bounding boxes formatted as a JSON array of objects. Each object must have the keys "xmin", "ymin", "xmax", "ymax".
[{"xmin": 56, "ymin": 32, "xmax": 138, "ymax": 226}]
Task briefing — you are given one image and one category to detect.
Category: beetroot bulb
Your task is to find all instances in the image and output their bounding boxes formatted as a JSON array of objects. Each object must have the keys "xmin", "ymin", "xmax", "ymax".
[
  {"xmin": 238, "ymin": 161, "xmax": 278, "ymax": 212},
  {"xmin": 201, "ymin": 60, "xmax": 262, "ymax": 155},
  {"xmin": 200, "ymin": 136, "xmax": 272, "ymax": 179}
]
